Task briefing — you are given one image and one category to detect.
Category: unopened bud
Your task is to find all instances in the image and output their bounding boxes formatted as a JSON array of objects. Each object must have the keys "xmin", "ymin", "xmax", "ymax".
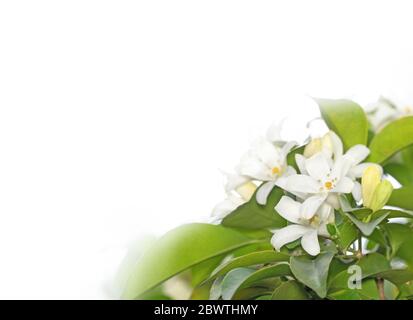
[
  {"xmin": 236, "ymin": 181, "xmax": 257, "ymax": 201},
  {"xmin": 369, "ymin": 180, "xmax": 393, "ymax": 212},
  {"xmin": 362, "ymin": 165, "xmax": 381, "ymax": 209},
  {"xmin": 304, "ymin": 138, "xmax": 323, "ymax": 158}
]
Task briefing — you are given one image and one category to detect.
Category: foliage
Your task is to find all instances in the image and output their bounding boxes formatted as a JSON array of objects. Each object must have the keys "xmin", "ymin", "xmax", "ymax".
[{"xmin": 124, "ymin": 98, "xmax": 413, "ymax": 300}]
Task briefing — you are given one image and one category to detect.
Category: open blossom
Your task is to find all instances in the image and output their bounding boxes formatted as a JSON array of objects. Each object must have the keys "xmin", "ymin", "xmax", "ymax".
[
  {"xmin": 296, "ymin": 131, "xmax": 376, "ymax": 203},
  {"xmin": 236, "ymin": 123, "xmax": 297, "ymax": 205},
  {"xmin": 271, "ymin": 196, "xmax": 334, "ymax": 256},
  {"xmin": 211, "ymin": 172, "xmax": 256, "ymax": 221},
  {"xmin": 282, "ymin": 151, "xmax": 354, "ymax": 218}
]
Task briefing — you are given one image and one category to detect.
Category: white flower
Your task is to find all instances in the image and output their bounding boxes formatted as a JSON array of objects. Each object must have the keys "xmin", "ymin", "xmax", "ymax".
[
  {"xmin": 211, "ymin": 172, "xmax": 257, "ymax": 221},
  {"xmin": 236, "ymin": 123, "xmax": 297, "ymax": 205},
  {"xmin": 282, "ymin": 151, "xmax": 354, "ymax": 217},
  {"xmin": 296, "ymin": 131, "xmax": 376, "ymax": 203},
  {"xmin": 271, "ymin": 196, "xmax": 334, "ymax": 256}
]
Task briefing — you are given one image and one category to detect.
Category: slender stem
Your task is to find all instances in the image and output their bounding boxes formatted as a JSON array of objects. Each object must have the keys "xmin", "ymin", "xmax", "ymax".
[
  {"xmin": 376, "ymin": 278, "xmax": 386, "ymax": 300},
  {"xmin": 357, "ymin": 235, "xmax": 363, "ymax": 259}
]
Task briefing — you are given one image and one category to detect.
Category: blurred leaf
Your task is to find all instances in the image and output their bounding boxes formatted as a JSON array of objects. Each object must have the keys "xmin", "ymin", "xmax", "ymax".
[
  {"xmin": 210, "ymin": 250, "xmax": 289, "ymax": 280},
  {"xmin": 329, "ymin": 279, "xmax": 380, "ymax": 300},
  {"xmin": 290, "ymin": 252, "xmax": 334, "ymax": 298},
  {"xmin": 222, "ymin": 185, "xmax": 286, "ymax": 229},
  {"xmin": 209, "ymin": 277, "xmax": 223, "ymax": 300},
  {"xmin": 384, "ymin": 163, "xmax": 413, "ymax": 186},
  {"xmin": 367, "ymin": 116, "xmax": 413, "ymax": 164},
  {"xmin": 192, "ymin": 255, "xmax": 224, "ymax": 287},
  {"xmin": 122, "ymin": 223, "xmax": 259, "ymax": 299},
  {"xmin": 317, "ymin": 98, "xmax": 368, "ymax": 150},
  {"xmin": 377, "ymin": 269, "xmax": 413, "ymax": 287},
  {"xmin": 271, "ymin": 280, "xmax": 308, "ymax": 300},
  {"xmin": 401, "ymin": 146, "xmax": 413, "ymax": 171},
  {"xmin": 388, "ymin": 186, "xmax": 413, "ymax": 210},
  {"xmin": 382, "ymin": 223, "xmax": 413, "ymax": 258}
]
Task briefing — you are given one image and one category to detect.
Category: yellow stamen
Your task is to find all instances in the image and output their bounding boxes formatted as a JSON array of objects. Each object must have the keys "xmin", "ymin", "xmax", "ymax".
[
  {"xmin": 272, "ymin": 167, "xmax": 281, "ymax": 175},
  {"xmin": 324, "ymin": 181, "xmax": 333, "ymax": 190}
]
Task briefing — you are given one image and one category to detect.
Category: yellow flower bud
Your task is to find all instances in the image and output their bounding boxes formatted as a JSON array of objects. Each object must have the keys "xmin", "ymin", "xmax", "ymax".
[
  {"xmin": 304, "ymin": 138, "xmax": 323, "ymax": 158},
  {"xmin": 369, "ymin": 180, "xmax": 393, "ymax": 213},
  {"xmin": 362, "ymin": 165, "xmax": 381, "ymax": 209},
  {"xmin": 236, "ymin": 181, "xmax": 257, "ymax": 201}
]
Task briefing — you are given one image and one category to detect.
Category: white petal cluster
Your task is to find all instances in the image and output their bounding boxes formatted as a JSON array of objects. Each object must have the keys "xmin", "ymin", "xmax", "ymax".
[
  {"xmin": 212, "ymin": 122, "xmax": 382, "ymax": 256},
  {"xmin": 272, "ymin": 131, "xmax": 378, "ymax": 256}
]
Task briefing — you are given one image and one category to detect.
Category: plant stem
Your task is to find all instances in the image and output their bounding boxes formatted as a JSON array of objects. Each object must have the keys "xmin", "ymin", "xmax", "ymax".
[{"xmin": 376, "ymin": 278, "xmax": 386, "ymax": 300}]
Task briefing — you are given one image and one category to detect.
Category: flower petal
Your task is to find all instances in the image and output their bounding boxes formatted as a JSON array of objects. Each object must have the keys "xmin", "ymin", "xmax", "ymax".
[
  {"xmin": 275, "ymin": 196, "xmax": 302, "ymax": 223},
  {"xmin": 295, "ymin": 154, "xmax": 307, "ymax": 174},
  {"xmin": 349, "ymin": 163, "xmax": 382, "ymax": 179},
  {"xmin": 352, "ymin": 181, "xmax": 362, "ymax": 202},
  {"xmin": 301, "ymin": 229, "xmax": 320, "ymax": 256},
  {"xmin": 285, "ymin": 174, "xmax": 321, "ymax": 194},
  {"xmin": 300, "ymin": 194, "xmax": 327, "ymax": 219},
  {"xmin": 327, "ymin": 131, "xmax": 343, "ymax": 159},
  {"xmin": 271, "ymin": 225, "xmax": 309, "ymax": 251},
  {"xmin": 280, "ymin": 141, "xmax": 297, "ymax": 161},
  {"xmin": 253, "ymin": 138, "xmax": 281, "ymax": 168},
  {"xmin": 256, "ymin": 181, "xmax": 277, "ymax": 205},
  {"xmin": 305, "ymin": 152, "xmax": 331, "ymax": 181},
  {"xmin": 238, "ymin": 152, "xmax": 270, "ymax": 181},
  {"xmin": 345, "ymin": 145, "xmax": 370, "ymax": 165},
  {"xmin": 223, "ymin": 171, "xmax": 250, "ymax": 192},
  {"xmin": 212, "ymin": 196, "xmax": 245, "ymax": 220},
  {"xmin": 332, "ymin": 176, "xmax": 354, "ymax": 193}
]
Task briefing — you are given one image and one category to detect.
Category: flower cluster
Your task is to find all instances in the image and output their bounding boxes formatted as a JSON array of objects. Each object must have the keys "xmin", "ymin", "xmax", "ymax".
[{"xmin": 213, "ymin": 119, "xmax": 393, "ymax": 256}]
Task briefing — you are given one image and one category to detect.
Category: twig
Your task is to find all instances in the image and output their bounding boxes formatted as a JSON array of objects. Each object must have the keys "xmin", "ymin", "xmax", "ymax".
[{"xmin": 376, "ymin": 277, "xmax": 386, "ymax": 300}]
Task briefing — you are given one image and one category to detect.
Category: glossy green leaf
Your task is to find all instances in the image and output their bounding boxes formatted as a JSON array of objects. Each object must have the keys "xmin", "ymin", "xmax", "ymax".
[
  {"xmin": 222, "ymin": 185, "xmax": 286, "ymax": 229},
  {"xmin": 329, "ymin": 253, "xmax": 390, "ymax": 290},
  {"xmin": 221, "ymin": 268, "xmax": 256, "ymax": 300},
  {"xmin": 122, "ymin": 223, "xmax": 259, "ymax": 299},
  {"xmin": 367, "ymin": 116, "xmax": 413, "ymax": 164},
  {"xmin": 388, "ymin": 186, "xmax": 413, "ymax": 210},
  {"xmin": 221, "ymin": 264, "xmax": 291, "ymax": 300},
  {"xmin": 401, "ymin": 146, "xmax": 413, "ymax": 171},
  {"xmin": 210, "ymin": 250, "xmax": 289, "ymax": 280},
  {"xmin": 346, "ymin": 212, "xmax": 389, "ymax": 236},
  {"xmin": 317, "ymin": 98, "xmax": 368, "ymax": 150},
  {"xmin": 271, "ymin": 280, "xmax": 308, "ymax": 300},
  {"xmin": 329, "ymin": 279, "xmax": 380, "ymax": 300},
  {"xmin": 337, "ymin": 217, "xmax": 358, "ymax": 250},
  {"xmin": 290, "ymin": 252, "xmax": 334, "ymax": 298}
]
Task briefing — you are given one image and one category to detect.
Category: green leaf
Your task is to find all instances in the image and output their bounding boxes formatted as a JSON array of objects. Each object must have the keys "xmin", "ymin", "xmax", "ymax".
[
  {"xmin": 317, "ymin": 98, "xmax": 368, "ymax": 150},
  {"xmin": 210, "ymin": 250, "xmax": 289, "ymax": 280},
  {"xmin": 290, "ymin": 252, "xmax": 334, "ymax": 298},
  {"xmin": 367, "ymin": 116, "xmax": 413, "ymax": 164},
  {"xmin": 329, "ymin": 253, "xmax": 390, "ymax": 290},
  {"xmin": 220, "ymin": 268, "xmax": 256, "ymax": 300},
  {"xmin": 192, "ymin": 255, "xmax": 224, "ymax": 287},
  {"xmin": 221, "ymin": 264, "xmax": 291, "ymax": 300},
  {"xmin": 337, "ymin": 217, "xmax": 358, "ymax": 250},
  {"xmin": 122, "ymin": 223, "xmax": 259, "ymax": 299},
  {"xmin": 382, "ymin": 223, "xmax": 413, "ymax": 257},
  {"xmin": 329, "ymin": 279, "xmax": 380, "ymax": 300},
  {"xmin": 346, "ymin": 212, "xmax": 389, "ymax": 236},
  {"xmin": 377, "ymin": 269, "xmax": 413, "ymax": 287},
  {"xmin": 271, "ymin": 280, "xmax": 308, "ymax": 300},
  {"xmin": 401, "ymin": 146, "xmax": 413, "ymax": 171},
  {"xmin": 222, "ymin": 185, "xmax": 286, "ymax": 229},
  {"xmin": 388, "ymin": 186, "xmax": 413, "ymax": 210},
  {"xmin": 384, "ymin": 163, "xmax": 413, "ymax": 186}
]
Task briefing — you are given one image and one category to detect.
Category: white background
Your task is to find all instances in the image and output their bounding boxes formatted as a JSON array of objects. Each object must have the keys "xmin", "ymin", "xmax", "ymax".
[{"xmin": 1, "ymin": 0, "xmax": 413, "ymax": 299}]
